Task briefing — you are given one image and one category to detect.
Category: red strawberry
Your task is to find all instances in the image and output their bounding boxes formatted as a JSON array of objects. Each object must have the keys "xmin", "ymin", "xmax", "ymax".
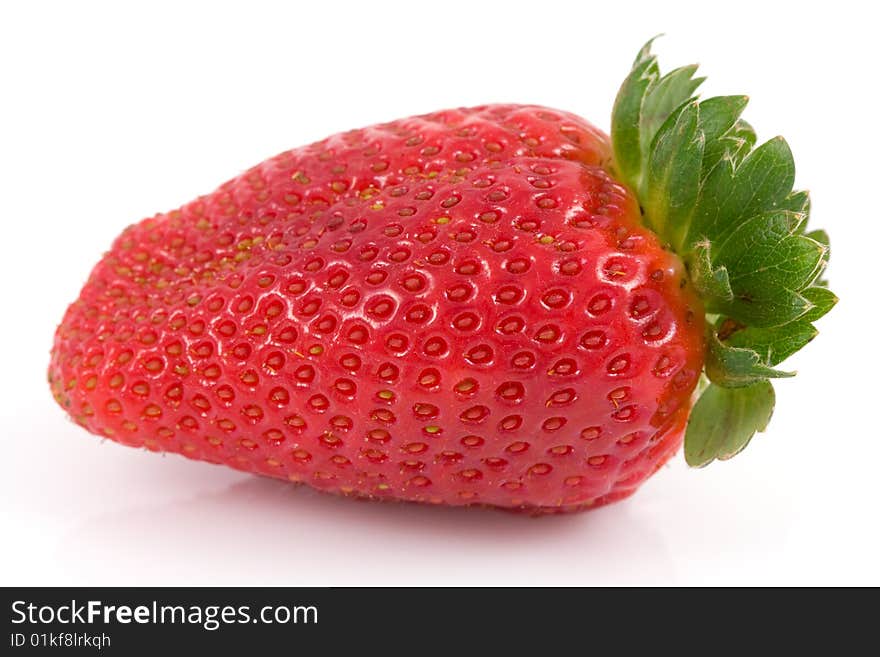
[{"xmin": 49, "ymin": 41, "xmax": 834, "ymax": 513}]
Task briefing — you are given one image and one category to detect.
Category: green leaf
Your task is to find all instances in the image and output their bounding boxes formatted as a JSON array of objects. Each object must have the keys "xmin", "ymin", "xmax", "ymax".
[
  {"xmin": 722, "ymin": 119, "xmax": 757, "ymax": 167},
  {"xmin": 804, "ymin": 228, "xmax": 831, "ymax": 286},
  {"xmin": 633, "ymin": 36, "xmax": 661, "ymax": 66},
  {"xmin": 699, "ymin": 95, "xmax": 749, "ymax": 140},
  {"xmin": 720, "ymin": 137, "xmax": 796, "ymax": 237},
  {"xmin": 805, "ymin": 228, "xmax": 828, "ymax": 246},
  {"xmin": 643, "ymin": 101, "xmax": 704, "ymax": 244},
  {"xmin": 724, "ymin": 288, "xmax": 814, "ymax": 328},
  {"xmin": 780, "ymin": 190, "xmax": 811, "ymax": 219},
  {"xmin": 711, "ymin": 211, "xmax": 827, "ymax": 326},
  {"xmin": 685, "ymin": 380, "xmax": 776, "ymax": 467},
  {"xmin": 699, "ymin": 96, "xmax": 749, "ymax": 174},
  {"xmin": 611, "ymin": 40, "xmax": 659, "ymax": 188},
  {"xmin": 705, "ymin": 331, "xmax": 794, "ymax": 386},
  {"xmin": 611, "ymin": 38, "xmax": 705, "ymax": 199},
  {"xmin": 723, "ymin": 320, "xmax": 818, "ymax": 367},
  {"xmin": 717, "ymin": 214, "xmax": 825, "ymax": 290},
  {"xmin": 687, "ymin": 137, "xmax": 796, "ymax": 250},
  {"xmin": 639, "ymin": 65, "xmax": 704, "ymax": 166},
  {"xmin": 608, "ymin": 41, "xmax": 836, "ymax": 465},
  {"xmin": 800, "ymin": 286, "xmax": 838, "ymax": 322},
  {"xmin": 689, "ymin": 241, "xmax": 733, "ymax": 309}
]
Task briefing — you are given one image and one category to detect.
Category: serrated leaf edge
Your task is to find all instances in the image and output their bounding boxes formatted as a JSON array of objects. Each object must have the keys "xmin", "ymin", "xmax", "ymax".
[{"xmin": 610, "ymin": 39, "xmax": 836, "ymax": 466}]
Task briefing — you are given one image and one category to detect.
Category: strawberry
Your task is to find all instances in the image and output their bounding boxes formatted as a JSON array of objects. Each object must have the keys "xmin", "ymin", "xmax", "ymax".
[{"xmin": 49, "ymin": 41, "xmax": 835, "ymax": 513}]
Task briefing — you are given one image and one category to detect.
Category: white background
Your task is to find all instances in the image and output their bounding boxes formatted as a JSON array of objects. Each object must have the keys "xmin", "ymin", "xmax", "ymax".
[{"xmin": 1, "ymin": 1, "xmax": 876, "ymax": 586}]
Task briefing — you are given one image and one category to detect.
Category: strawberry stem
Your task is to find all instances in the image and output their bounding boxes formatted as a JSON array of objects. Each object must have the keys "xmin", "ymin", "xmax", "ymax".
[{"xmin": 610, "ymin": 39, "xmax": 836, "ymax": 466}]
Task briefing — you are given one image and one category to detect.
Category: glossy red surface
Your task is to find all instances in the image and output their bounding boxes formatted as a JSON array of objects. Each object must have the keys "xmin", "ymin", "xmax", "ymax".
[{"xmin": 50, "ymin": 105, "xmax": 705, "ymax": 512}]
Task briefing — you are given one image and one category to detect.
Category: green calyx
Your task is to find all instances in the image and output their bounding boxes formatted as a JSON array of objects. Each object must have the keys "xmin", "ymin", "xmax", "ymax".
[{"xmin": 611, "ymin": 38, "xmax": 836, "ymax": 467}]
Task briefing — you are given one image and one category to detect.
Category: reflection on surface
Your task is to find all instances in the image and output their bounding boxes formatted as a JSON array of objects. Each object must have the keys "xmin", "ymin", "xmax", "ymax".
[
  {"xmin": 8, "ymin": 409, "xmax": 799, "ymax": 585},
  {"xmin": 58, "ymin": 471, "xmax": 672, "ymax": 586}
]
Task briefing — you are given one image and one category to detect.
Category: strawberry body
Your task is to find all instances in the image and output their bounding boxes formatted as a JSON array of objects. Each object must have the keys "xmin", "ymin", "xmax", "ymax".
[{"xmin": 50, "ymin": 104, "xmax": 705, "ymax": 512}]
